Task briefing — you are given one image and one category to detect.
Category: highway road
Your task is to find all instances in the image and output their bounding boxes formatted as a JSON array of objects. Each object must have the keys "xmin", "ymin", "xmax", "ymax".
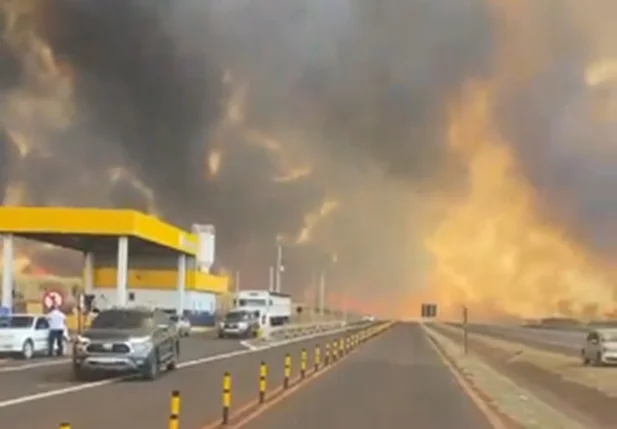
[
  {"xmin": 443, "ymin": 323, "xmax": 584, "ymax": 355},
  {"xmin": 0, "ymin": 326, "xmax": 369, "ymax": 429},
  {"xmin": 236, "ymin": 323, "xmax": 497, "ymax": 429},
  {"xmin": 0, "ymin": 331, "xmax": 245, "ymax": 402}
]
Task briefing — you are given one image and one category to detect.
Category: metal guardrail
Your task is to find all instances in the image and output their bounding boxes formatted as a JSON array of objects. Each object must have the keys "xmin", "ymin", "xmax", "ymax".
[{"xmin": 262, "ymin": 319, "xmax": 374, "ymax": 341}]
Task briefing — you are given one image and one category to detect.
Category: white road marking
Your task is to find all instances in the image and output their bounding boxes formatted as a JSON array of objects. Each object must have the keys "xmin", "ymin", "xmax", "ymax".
[
  {"xmin": 239, "ymin": 340, "xmax": 259, "ymax": 351},
  {"xmin": 0, "ymin": 359, "xmax": 71, "ymax": 374},
  {"xmin": 0, "ymin": 324, "xmax": 362, "ymax": 409}
]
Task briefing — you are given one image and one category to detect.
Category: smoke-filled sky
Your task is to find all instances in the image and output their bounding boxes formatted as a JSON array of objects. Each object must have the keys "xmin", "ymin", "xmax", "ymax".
[{"xmin": 1, "ymin": 0, "xmax": 617, "ymax": 318}]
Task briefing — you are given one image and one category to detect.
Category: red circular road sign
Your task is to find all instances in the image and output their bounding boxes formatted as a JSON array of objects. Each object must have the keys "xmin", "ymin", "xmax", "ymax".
[{"xmin": 42, "ymin": 290, "xmax": 64, "ymax": 309}]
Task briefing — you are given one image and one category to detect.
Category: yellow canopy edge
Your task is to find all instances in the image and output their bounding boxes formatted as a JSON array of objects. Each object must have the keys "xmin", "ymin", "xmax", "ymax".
[{"xmin": 0, "ymin": 207, "xmax": 198, "ymax": 255}]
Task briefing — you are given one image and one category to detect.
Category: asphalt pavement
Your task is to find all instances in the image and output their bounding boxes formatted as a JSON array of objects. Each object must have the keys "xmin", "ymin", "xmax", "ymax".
[
  {"xmin": 0, "ymin": 326, "xmax": 369, "ymax": 429},
  {"xmin": 239, "ymin": 323, "xmax": 495, "ymax": 429},
  {"xmin": 0, "ymin": 331, "xmax": 245, "ymax": 402},
  {"xmin": 441, "ymin": 323, "xmax": 584, "ymax": 355}
]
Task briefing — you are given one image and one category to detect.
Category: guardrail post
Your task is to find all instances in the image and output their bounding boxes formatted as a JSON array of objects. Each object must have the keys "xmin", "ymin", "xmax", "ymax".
[
  {"xmin": 222, "ymin": 372, "xmax": 231, "ymax": 424},
  {"xmin": 314, "ymin": 344, "xmax": 321, "ymax": 371},
  {"xmin": 168, "ymin": 390, "xmax": 180, "ymax": 429},
  {"xmin": 283, "ymin": 353, "xmax": 291, "ymax": 388},
  {"xmin": 332, "ymin": 340, "xmax": 338, "ymax": 361},
  {"xmin": 300, "ymin": 348, "xmax": 307, "ymax": 379},
  {"xmin": 259, "ymin": 361, "xmax": 267, "ymax": 404},
  {"xmin": 325, "ymin": 343, "xmax": 330, "ymax": 365},
  {"xmin": 59, "ymin": 423, "xmax": 71, "ymax": 429}
]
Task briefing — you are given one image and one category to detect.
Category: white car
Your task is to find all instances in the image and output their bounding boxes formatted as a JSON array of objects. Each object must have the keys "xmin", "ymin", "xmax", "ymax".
[
  {"xmin": 581, "ymin": 328, "xmax": 617, "ymax": 366},
  {"xmin": 0, "ymin": 314, "xmax": 69, "ymax": 359}
]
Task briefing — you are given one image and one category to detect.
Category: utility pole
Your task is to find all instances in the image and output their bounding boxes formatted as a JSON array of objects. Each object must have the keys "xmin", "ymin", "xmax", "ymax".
[
  {"xmin": 342, "ymin": 286, "xmax": 348, "ymax": 323},
  {"xmin": 275, "ymin": 244, "xmax": 283, "ymax": 293},
  {"xmin": 268, "ymin": 266, "xmax": 274, "ymax": 292},
  {"xmin": 318, "ymin": 269, "xmax": 326, "ymax": 318},
  {"xmin": 234, "ymin": 271, "xmax": 240, "ymax": 293}
]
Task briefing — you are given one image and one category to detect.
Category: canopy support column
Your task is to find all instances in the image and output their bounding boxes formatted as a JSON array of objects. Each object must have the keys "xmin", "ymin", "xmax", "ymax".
[
  {"xmin": 116, "ymin": 236, "xmax": 129, "ymax": 306},
  {"xmin": 1, "ymin": 234, "xmax": 13, "ymax": 309},
  {"xmin": 177, "ymin": 254, "xmax": 186, "ymax": 315},
  {"xmin": 83, "ymin": 252, "xmax": 94, "ymax": 293}
]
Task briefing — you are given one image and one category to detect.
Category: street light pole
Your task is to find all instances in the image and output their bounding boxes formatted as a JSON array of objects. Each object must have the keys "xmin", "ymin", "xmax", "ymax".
[
  {"xmin": 342, "ymin": 285, "xmax": 348, "ymax": 323},
  {"xmin": 268, "ymin": 266, "xmax": 274, "ymax": 292},
  {"xmin": 234, "ymin": 271, "xmax": 240, "ymax": 293},
  {"xmin": 275, "ymin": 244, "xmax": 283, "ymax": 293},
  {"xmin": 318, "ymin": 269, "xmax": 326, "ymax": 318}
]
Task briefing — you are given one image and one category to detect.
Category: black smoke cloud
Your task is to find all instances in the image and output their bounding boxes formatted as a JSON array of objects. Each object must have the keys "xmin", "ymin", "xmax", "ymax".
[
  {"xmin": 0, "ymin": 0, "xmax": 495, "ymax": 299},
  {"xmin": 492, "ymin": 1, "xmax": 617, "ymax": 256}
]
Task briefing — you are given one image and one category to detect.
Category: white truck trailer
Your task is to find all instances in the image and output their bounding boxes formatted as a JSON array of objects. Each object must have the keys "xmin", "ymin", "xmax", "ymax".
[{"xmin": 233, "ymin": 290, "xmax": 292, "ymax": 327}]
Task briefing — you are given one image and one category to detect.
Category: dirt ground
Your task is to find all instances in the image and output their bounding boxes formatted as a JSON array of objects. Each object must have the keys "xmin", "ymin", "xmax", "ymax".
[{"xmin": 433, "ymin": 325, "xmax": 617, "ymax": 429}]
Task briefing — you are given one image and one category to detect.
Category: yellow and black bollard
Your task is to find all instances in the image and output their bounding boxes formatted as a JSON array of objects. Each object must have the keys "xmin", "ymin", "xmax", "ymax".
[
  {"xmin": 283, "ymin": 353, "xmax": 291, "ymax": 388},
  {"xmin": 59, "ymin": 423, "xmax": 70, "ymax": 429},
  {"xmin": 222, "ymin": 372, "xmax": 231, "ymax": 424},
  {"xmin": 339, "ymin": 338, "xmax": 345, "ymax": 356},
  {"xmin": 168, "ymin": 390, "xmax": 180, "ymax": 429},
  {"xmin": 314, "ymin": 344, "xmax": 321, "ymax": 372},
  {"xmin": 325, "ymin": 343, "xmax": 330, "ymax": 365},
  {"xmin": 259, "ymin": 361, "xmax": 267, "ymax": 404},
  {"xmin": 300, "ymin": 348, "xmax": 307, "ymax": 379}
]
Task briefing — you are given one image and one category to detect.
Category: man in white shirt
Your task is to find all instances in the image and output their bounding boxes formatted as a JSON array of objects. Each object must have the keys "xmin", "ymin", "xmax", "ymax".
[{"xmin": 46, "ymin": 304, "xmax": 67, "ymax": 356}]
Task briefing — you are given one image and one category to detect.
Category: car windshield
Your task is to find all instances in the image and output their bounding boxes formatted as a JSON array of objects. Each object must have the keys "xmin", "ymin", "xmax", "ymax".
[
  {"xmin": 0, "ymin": 316, "xmax": 34, "ymax": 329},
  {"xmin": 238, "ymin": 299, "xmax": 266, "ymax": 307},
  {"xmin": 225, "ymin": 311, "xmax": 251, "ymax": 322},
  {"xmin": 90, "ymin": 310, "xmax": 149, "ymax": 329}
]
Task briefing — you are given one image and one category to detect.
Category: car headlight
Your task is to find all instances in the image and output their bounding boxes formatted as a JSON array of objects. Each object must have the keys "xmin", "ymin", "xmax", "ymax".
[{"xmin": 129, "ymin": 337, "xmax": 153, "ymax": 354}]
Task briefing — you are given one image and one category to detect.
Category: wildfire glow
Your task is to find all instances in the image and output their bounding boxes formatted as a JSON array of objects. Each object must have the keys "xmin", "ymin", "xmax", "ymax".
[{"xmin": 419, "ymin": 0, "xmax": 617, "ymax": 321}]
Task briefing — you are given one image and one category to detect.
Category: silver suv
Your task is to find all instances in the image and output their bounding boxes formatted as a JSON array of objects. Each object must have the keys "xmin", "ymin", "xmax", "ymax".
[
  {"xmin": 73, "ymin": 307, "xmax": 180, "ymax": 380},
  {"xmin": 218, "ymin": 309, "xmax": 260, "ymax": 338}
]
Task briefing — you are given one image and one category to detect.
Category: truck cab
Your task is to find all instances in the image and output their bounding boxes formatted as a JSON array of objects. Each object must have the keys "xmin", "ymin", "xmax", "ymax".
[{"xmin": 233, "ymin": 290, "xmax": 291, "ymax": 327}]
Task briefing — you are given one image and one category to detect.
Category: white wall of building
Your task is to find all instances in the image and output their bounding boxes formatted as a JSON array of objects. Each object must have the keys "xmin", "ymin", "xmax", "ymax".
[{"xmin": 92, "ymin": 288, "xmax": 217, "ymax": 314}]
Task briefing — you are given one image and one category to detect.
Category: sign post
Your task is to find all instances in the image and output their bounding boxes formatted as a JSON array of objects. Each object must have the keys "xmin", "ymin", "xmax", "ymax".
[{"xmin": 462, "ymin": 305, "xmax": 469, "ymax": 355}]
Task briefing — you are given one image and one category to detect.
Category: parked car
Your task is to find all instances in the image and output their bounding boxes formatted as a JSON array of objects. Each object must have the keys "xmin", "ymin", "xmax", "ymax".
[
  {"xmin": 218, "ymin": 309, "xmax": 260, "ymax": 338},
  {"xmin": 0, "ymin": 314, "xmax": 69, "ymax": 359},
  {"xmin": 72, "ymin": 307, "xmax": 180, "ymax": 380},
  {"xmin": 169, "ymin": 314, "xmax": 191, "ymax": 337},
  {"xmin": 581, "ymin": 328, "xmax": 617, "ymax": 366}
]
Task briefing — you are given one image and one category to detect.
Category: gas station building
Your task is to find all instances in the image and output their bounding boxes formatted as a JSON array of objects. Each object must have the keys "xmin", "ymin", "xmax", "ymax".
[{"xmin": 0, "ymin": 207, "xmax": 228, "ymax": 321}]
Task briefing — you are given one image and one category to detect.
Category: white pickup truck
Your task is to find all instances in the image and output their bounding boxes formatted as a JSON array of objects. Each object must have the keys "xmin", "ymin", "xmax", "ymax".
[{"xmin": 0, "ymin": 313, "xmax": 69, "ymax": 359}]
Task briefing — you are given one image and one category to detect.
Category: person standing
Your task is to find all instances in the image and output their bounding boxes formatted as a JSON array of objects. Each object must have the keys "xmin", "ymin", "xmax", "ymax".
[{"xmin": 46, "ymin": 304, "xmax": 66, "ymax": 356}]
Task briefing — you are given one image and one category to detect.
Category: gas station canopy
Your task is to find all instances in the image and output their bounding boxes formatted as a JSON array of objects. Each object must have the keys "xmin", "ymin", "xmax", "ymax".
[
  {"xmin": 0, "ymin": 207, "xmax": 198, "ymax": 256},
  {"xmin": 0, "ymin": 207, "xmax": 203, "ymax": 310}
]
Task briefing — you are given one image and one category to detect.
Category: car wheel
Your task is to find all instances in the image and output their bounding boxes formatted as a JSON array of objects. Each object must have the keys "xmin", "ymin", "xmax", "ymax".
[
  {"xmin": 21, "ymin": 340, "xmax": 34, "ymax": 360},
  {"xmin": 142, "ymin": 351, "xmax": 160, "ymax": 380},
  {"xmin": 167, "ymin": 341, "xmax": 179, "ymax": 371}
]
